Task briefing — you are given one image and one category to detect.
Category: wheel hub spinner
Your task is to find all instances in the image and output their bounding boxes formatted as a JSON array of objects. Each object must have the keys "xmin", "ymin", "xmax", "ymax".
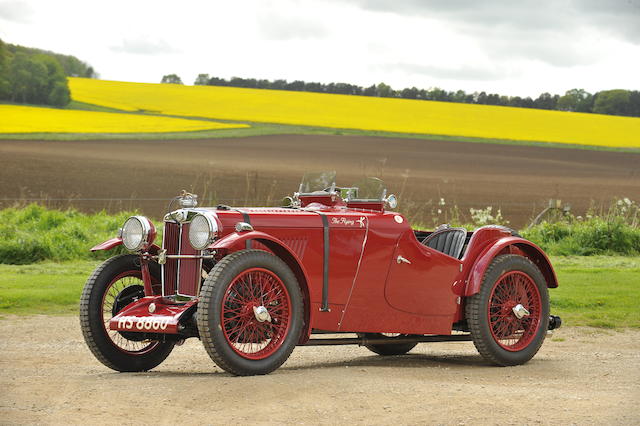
[
  {"xmin": 253, "ymin": 305, "xmax": 272, "ymax": 323},
  {"xmin": 512, "ymin": 303, "xmax": 530, "ymax": 319}
]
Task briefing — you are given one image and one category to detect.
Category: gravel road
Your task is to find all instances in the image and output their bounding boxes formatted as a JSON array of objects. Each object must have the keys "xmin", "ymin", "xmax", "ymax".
[{"xmin": 1, "ymin": 316, "xmax": 638, "ymax": 425}]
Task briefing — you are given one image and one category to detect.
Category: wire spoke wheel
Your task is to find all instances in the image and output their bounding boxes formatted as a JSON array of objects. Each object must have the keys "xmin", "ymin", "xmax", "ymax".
[
  {"xmin": 466, "ymin": 254, "xmax": 550, "ymax": 366},
  {"xmin": 80, "ymin": 254, "xmax": 174, "ymax": 372},
  {"xmin": 221, "ymin": 267, "xmax": 292, "ymax": 360},
  {"xmin": 198, "ymin": 250, "xmax": 303, "ymax": 376},
  {"xmin": 488, "ymin": 271, "xmax": 541, "ymax": 351},
  {"xmin": 101, "ymin": 271, "xmax": 158, "ymax": 354}
]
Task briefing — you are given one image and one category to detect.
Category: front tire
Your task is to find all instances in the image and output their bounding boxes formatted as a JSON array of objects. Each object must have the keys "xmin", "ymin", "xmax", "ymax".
[
  {"xmin": 198, "ymin": 250, "xmax": 303, "ymax": 376},
  {"xmin": 79, "ymin": 254, "xmax": 174, "ymax": 372},
  {"xmin": 466, "ymin": 254, "xmax": 549, "ymax": 366}
]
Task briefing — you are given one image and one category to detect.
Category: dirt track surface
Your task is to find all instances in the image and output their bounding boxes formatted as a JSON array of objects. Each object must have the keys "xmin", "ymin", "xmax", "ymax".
[
  {"xmin": 1, "ymin": 316, "xmax": 638, "ymax": 425},
  {"xmin": 1, "ymin": 135, "xmax": 639, "ymax": 227}
]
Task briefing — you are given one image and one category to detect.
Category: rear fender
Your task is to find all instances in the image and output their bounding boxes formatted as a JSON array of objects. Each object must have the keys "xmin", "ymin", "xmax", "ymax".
[
  {"xmin": 211, "ymin": 231, "xmax": 313, "ymax": 344},
  {"xmin": 464, "ymin": 236, "xmax": 558, "ymax": 296}
]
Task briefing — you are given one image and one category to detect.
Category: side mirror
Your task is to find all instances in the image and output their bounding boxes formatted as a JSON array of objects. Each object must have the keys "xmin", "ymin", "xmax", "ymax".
[{"xmin": 385, "ymin": 194, "xmax": 398, "ymax": 209}]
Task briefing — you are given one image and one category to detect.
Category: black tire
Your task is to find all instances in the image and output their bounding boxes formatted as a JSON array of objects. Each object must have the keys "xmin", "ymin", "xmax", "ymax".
[
  {"xmin": 79, "ymin": 254, "xmax": 174, "ymax": 372},
  {"xmin": 197, "ymin": 250, "xmax": 304, "ymax": 376},
  {"xmin": 360, "ymin": 333, "xmax": 417, "ymax": 356},
  {"xmin": 466, "ymin": 254, "xmax": 550, "ymax": 366}
]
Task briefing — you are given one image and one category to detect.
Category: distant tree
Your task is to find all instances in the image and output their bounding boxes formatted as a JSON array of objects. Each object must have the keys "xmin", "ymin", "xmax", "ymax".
[
  {"xmin": 400, "ymin": 86, "xmax": 419, "ymax": 99},
  {"xmin": 452, "ymin": 89, "xmax": 468, "ymax": 103},
  {"xmin": 161, "ymin": 74, "xmax": 183, "ymax": 84},
  {"xmin": 628, "ymin": 90, "xmax": 640, "ymax": 117},
  {"xmin": 376, "ymin": 82, "xmax": 393, "ymax": 97},
  {"xmin": 305, "ymin": 81, "xmax": 324, "ymax": 92},
  {"xmin": 6, "ymin": 42, "xmax": 96, "ymax": 78},
  {"xmin": 271, "ymin": 79, "xmax": 287, "ymax": 90},
  {"xmin": 362, "ymin": 84, "xmax": 376, "ymax": 96},
  {"xmin": 35, "ymin": 54, "xmax": 70, "ymax": 106},
  {"xmin": 557, "ymin": 89, "xmax": 593, "ymax": 112},
  {"xmin": 256, "ymin": 79, "xmax": 270, "ymax": 89},
  {"xmin": 208, "ymin": 76, "xmax": 228, "ymax": 86},
  {"xmin": 84, "ymin": 66, "xmax": 97, "ymax": 78},
  {"xmin": 485, "ymin": 93, "xmax": 501, "ymax": 105},
  {"xmin": 533, "ymin": 92, "xmax": 558, "ymax": 110},
  {"xmin": 426, "ymin": 87, "xmax": 449, "ymax": 101},
  {"xmin": 9, "ymin": 52, "xmax": 48, "ymax": 103},
  {"xmin": 0, "ymin": 39, "xmax": 10, "ymax": 100},
  {"xmin": 194, "ymin": 73, "xmax": 209, "ymax": 85},
  {"xmin": 47, "ymin": 80, "xmax": 70, "ymax": 106},
  {"xmin": 7, "ymin": 52, "xmax": 70, "ymax": 106},
  {"xmin": 593, "ymin": 89, "xmax": 631, "ymax": 116},
  {"xmin": 287, "ymin": 80, "xmax": 305, "ymax": 91}
]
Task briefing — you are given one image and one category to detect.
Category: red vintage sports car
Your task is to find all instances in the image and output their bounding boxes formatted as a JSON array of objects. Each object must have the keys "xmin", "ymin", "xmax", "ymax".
[{"xmin": 80, "ymin": 173, "xmax": 561, "ymax": 376}]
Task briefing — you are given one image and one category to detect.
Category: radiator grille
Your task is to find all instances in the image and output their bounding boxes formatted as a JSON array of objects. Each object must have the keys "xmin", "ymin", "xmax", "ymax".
[
  {"xmin": 162, "ymin": 222, "xmax": 179, "ymax": 296},
  {"xmin": 162, "ymin": 221, "xmax": 201, "ymax": 298}
]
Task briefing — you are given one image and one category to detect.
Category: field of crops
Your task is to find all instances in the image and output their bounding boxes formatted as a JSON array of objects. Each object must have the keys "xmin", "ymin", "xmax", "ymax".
[
  {"xmin": 0, "ymin": 104, "xmax": 247, "ymax": 133},
  {"xmin": 69, "ymin": 78, "xmax": 640, "ymax": 148}
]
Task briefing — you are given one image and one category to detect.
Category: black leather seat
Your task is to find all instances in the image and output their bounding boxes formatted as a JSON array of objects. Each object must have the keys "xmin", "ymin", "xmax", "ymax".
[{"xmin": 421, "ymin": 226, "xmax": 467, "ymax": 259}]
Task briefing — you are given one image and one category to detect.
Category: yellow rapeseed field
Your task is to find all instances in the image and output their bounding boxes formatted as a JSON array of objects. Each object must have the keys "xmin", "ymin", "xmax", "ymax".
[
  {"xmin": 0, "ymin": 104, "xmax": 247, "ymax": 133},
  {"xmin": 69, "ymin": 78, "xmax": 640, "ymax": 148}
]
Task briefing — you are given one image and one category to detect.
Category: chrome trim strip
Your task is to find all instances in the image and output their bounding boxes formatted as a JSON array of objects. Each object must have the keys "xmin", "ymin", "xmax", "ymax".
[
  {"xmin": 176, "ymin": 223, "xmax": 182, "ymax": 297},
  {"xmin": 163, "ymin": 254, "xmax": 214, "ymax": 259}
]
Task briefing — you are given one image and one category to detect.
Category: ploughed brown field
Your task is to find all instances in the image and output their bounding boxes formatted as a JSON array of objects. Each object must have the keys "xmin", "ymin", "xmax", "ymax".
[{"xmin": 1, "ymin": 135, "xmax": 638, "ymax": 228}]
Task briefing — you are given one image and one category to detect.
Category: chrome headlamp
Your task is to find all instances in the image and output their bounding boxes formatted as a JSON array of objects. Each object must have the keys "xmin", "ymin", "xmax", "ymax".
[
  {"xmin": 188, "ymin": 212, "xmax": 219, "ymax": 250},
  {"xmin": 121, "ymin": 216, "xmax": 155, "ymax": 251}
]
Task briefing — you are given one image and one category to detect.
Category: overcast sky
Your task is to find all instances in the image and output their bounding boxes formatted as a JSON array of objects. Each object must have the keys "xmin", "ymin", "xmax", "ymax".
[{"xmin": 1, "ymin": 0, "xmax": 639, "ymax": 97}]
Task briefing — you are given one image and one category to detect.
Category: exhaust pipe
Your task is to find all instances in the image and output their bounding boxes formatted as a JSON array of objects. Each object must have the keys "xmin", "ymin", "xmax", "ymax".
[{"xmin": 548, "ymin": 315, "xmax": 562, "ymax": 330}]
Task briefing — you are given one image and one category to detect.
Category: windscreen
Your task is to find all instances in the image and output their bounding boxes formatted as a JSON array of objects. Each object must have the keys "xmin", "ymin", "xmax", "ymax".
[
  {"xmin": 299, "ymin": 171, "xmax": 336, "ymax": 194},
  {"xmin": 348, "ymin": 177, "xmax": 387, "ymax": 201}
]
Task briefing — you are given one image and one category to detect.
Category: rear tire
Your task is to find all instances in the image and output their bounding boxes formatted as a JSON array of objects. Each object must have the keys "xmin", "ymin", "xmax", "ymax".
[
  {"xmin": 198, "ymin": 250, "xmax": 303, "ymax": 376},
  {"xmin": 79, "ymin": 255, "xmax": 174, "ymax": 372},
  {"xmin": 466, "ymin": 254, "xmax": 549, "ymax": 366},
  {"xmin": 360, "ymin": 333, "xmax": 417, "ymax": 356}
]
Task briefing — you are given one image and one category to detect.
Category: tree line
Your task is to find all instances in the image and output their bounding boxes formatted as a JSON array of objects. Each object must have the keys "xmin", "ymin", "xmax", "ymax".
[
  {"xmin": 0, "ymin": 39, "xmax": 96, "ymax": 107},
  {"xmin": 163, "ymin": 73, "xmax": 640, "ymax": 118}
]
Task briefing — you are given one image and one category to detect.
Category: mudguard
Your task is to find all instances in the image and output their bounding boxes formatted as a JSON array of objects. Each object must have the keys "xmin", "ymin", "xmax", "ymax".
[
  {"xmin": 90, "ymin": 237, "xmax": 160, "ymax": 254},
  {"xmin": 90, "ymin": 237, "xmax": 123, "ymax": 251},
  {"xmin": 465, "ymin": 236, "xmax": 558, "ymax": 296},
  {"xmin": 210, "ymin": 230, "xmax": 313, "ymax": 343}
]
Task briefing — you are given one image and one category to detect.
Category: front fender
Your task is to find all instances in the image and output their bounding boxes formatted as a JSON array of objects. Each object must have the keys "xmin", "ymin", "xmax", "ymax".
[
  {"xmin": 464, "ymin": 236, "xmax": 558, "ymax": 296},
  {"xmin": 90, "ymin": 237, "xmax": 123, "ymax": 252},
  {"xmin": 90, "ymin": 238, "xmax": 160, "ymax": 254},
  {"xmin": 211, "ymin": 231, "xmax": 313, "ymax": 344}
]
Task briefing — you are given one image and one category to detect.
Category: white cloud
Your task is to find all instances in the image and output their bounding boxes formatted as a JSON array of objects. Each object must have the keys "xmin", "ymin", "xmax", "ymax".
[{"xmin": 0, "ymin": 0, "xmax": 638, "ymax": 96}]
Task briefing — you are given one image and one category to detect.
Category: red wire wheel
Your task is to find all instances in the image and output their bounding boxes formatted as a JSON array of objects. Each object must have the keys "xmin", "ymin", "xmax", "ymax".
[
  {"xmin": 487, "ymin": 270, "xmax": 542, "ymax": 351},
  {"xmin": 466, "ymin": 254, "xmax": 549, "ymax": 366},
  {"xmin": 221, "ymin": 267, "xmax": 292, "ymax": 360},
  {"xmin": 198, "ymin": 250, "xmax": 303, "ymax": 376},
  {"xmin": 80, "ymin": 255, "xmax": 174, "ymax": 372},
  {"xmin": 100, "ymin": 271, "xmax": 159, "ymax": 355}
]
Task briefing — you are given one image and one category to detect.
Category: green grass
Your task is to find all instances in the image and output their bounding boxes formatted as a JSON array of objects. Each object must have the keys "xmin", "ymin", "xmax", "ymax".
[
  {"xmin": 1, "ymin": 256, "xmax": 638, "ymax": 329},
  {"xmin": 0, "ymin": 204, "xmax": 132, "ymax": 264},
  {"xmin": 549, "ymin": 256, "xmax": 640, "ymax": 328},
  {"xmin": 0, "ymin": 260, "xmax": 99, "ymax": 315},
  {"xmin": 1, "ymin": 101, "xmax": 638, "ymax": 153}
]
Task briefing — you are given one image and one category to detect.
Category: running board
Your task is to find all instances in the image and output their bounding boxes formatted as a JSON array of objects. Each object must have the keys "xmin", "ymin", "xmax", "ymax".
[{"xmin": 302, "ymin": 334, "xmax": 473, "ymax": 346}]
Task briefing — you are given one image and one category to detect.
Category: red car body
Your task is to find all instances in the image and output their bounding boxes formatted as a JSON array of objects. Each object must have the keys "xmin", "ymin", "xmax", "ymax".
[{"xmin": 82, "ymin": 176, "xmax": 560, "ymax": 375}]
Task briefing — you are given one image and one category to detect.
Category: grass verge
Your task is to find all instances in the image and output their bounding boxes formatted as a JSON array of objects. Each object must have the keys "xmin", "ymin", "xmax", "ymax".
[{"xmin": 1, "ymin": 256, "xmax": 638, "ymax": 328}]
